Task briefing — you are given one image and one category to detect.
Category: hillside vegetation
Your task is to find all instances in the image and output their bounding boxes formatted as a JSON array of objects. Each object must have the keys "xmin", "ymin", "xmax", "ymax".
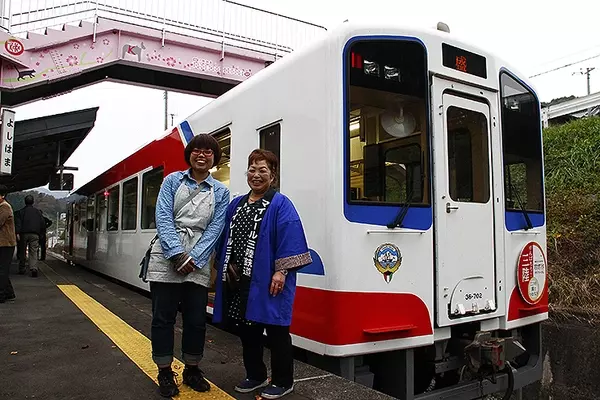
[
  {"xmin": 544, "ymin": 117, "xmax": 600, "ymax": 310},
  {"xmin": 6, "ymin": 191, "xmax": 68, "ymax": 229}
]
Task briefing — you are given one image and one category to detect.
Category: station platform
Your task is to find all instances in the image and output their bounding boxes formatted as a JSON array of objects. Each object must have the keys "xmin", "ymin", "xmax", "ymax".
[{"xmin": 0, "ymin": 255, "xmax": 392, "ymax": 400}]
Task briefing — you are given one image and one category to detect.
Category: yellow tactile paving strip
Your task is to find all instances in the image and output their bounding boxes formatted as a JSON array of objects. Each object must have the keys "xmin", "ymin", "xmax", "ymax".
[{"xmin": 55, "ymin": 283, "xmax": 234, "ymax": 399}]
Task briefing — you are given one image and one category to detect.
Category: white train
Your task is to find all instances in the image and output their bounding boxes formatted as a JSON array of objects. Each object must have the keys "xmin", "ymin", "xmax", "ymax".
[{"xmin": 65, "ymin": 21, "xmax": 548, "ymax": 399}]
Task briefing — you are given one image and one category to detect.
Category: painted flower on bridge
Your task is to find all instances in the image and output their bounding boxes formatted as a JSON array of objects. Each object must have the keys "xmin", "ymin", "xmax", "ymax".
[
  {"xmin": 96, "ymin": 57, "xmax": 104, "ymax": 63},
  {"xmin": 73, "ymin": 43, "xmax": 80, "ymax": 49},
  {"xmin": 165, "ymin": 57, "xmax": 177, "ymax": 67},
  {"xmin": 103, "ymin": 38, "xmax": 110, "ymax": 45},
  {"xmin": 66, "ymin": 55, "xmax": 79, "ymax": 66}
]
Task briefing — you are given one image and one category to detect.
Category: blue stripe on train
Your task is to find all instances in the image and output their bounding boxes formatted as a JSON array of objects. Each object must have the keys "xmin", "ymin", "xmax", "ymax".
[
  {"xmin": 180, "ymin": 121, "xmax": 194, "ymax": 144},
  {"xmin": 505, "ymin": 210, "xmax": 545, "ymax": 231}
]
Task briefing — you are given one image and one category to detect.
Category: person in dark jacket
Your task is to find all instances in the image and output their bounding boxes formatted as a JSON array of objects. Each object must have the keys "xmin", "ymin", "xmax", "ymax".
[{"xmin": 15, "ymin": 195, "xmax": 47, "ymax": 277}]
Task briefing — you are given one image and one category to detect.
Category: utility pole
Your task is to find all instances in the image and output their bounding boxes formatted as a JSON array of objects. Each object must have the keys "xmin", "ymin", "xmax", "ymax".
[
  {"xmin": 573, "ymin": 67, "xmax": 596, "ymax": 95},
  {"xmin": 163, "ymin": 90, "xmax": 168, "ymax": 130}
]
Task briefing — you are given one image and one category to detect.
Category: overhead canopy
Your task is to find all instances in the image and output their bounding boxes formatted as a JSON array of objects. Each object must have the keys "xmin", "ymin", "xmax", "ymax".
[{"xmin": 0, "ymin": 107, "xmax": 99, "ymax": 192}]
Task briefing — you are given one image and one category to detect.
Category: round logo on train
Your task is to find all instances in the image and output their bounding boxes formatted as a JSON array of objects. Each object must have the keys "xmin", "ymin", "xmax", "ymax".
[
  {"xmin": 373, "ymin": 243, "xmax": 402, "ymax": 283},
  {"xmin": 517, "ymin": 242, "xmax": 547, "ymax": 305}
]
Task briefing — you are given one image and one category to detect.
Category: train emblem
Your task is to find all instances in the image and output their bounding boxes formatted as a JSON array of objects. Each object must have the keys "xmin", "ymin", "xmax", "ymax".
[{"xmin": 373, "ymin": 243, "xmax": 402, "ymax": 283}]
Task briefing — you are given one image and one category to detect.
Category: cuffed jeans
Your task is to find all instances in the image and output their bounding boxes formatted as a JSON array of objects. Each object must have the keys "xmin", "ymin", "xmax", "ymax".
[
  {"xmin": 150, "ymin": 282, "xmax": 208, "ymax": 366},
  {"xmin": 241, "ymin": 323, "xmax": 294, "ymax": 388}
]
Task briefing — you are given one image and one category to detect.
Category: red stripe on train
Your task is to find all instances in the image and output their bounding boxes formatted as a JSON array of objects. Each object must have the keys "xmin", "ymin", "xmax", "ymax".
[
  {"xmin": 77, "ymin": 128, "xmax": 187, "ymax": 195},
  {"xmin": 507, "ymin": 286, "xmax": 548, "ymax": 321},
  {"xmin": 291, "ymin": 287, "xmax": 433, "ymax": 345}
]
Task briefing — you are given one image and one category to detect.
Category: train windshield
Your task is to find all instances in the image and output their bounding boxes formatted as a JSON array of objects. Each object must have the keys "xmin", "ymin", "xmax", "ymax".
[
  {"xmin": 500, "ymin": 73, "xmax": 543, "ymax": 212},
  {"xmin": 346, "ymin": 39, "xmax": 429, "ymax": 205}
]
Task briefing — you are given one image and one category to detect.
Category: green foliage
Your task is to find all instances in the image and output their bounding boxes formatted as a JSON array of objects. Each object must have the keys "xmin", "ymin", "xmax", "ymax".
[
  {"xmin": 541, "ymin": 95, "xmax": 577, "ymax": 108},
  {"xmin": 543, "ymin": 117, "xmax": 600, "ymax": 309}
]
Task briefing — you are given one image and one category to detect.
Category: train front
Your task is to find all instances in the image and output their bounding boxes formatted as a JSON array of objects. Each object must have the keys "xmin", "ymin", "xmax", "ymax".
[{"xmin": 303, "ymin": 24, "xmax": 548, "ymax": 398}]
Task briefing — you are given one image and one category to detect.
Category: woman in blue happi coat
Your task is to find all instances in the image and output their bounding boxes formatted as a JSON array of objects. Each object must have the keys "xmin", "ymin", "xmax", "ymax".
[{"xmin": 213, "ymin": 149, "xmax": 312, "ymax": 399}]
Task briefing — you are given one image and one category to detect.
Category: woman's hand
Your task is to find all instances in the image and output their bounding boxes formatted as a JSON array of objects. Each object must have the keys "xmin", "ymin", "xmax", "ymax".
[
  {"xmin": 170, "ymin": 253, "xmax": 196, "ymax": 275},
  {"xmin": 226, "ymin": 263, "xmax": 241, "ymax": 289},
  {"xmin": 270, "ymin": 271, "xmax": 286, "ymax": 296},
  {"xmin": 177, "ymin": 260, "xmax": 195, "ymax": 275}
]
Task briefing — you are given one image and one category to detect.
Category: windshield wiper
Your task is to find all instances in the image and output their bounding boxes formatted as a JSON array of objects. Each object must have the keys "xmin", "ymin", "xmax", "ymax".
[
  {"xmin": 387, "ymin": 188, "xmax": 414, "ymax": 229},
  {"xmin": 510, "ymin": 183, "xmax": 533, "ymax": 230}
]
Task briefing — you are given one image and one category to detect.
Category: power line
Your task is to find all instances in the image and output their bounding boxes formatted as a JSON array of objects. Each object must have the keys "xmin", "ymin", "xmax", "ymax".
[
  {"xmin": 534, "ymin": 43, "xmax": 600, "ymax": 68},
  {"xmin": 529, "ymin": 53, "xmax": 600, "ymax": 78}
]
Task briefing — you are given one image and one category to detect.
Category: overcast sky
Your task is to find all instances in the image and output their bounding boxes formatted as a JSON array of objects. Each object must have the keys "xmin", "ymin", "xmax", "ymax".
[{"xmin": 14, "ymin": 0, "xmax": 600, "ymax": 194}]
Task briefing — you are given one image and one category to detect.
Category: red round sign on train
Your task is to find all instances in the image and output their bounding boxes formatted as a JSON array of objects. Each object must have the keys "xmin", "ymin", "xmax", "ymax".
[
  {"xmin": 5, "ymin": 38, "xmax": 24, "ymax": 56},
  {"xmin": 517, "ymin": 242, "xmax": 547, "ymax": 305}
]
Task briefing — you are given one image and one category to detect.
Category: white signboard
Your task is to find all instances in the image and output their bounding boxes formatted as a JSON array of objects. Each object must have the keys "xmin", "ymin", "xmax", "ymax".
[{"xmin": 0, "ymin": 109, "xmax": 15, "ymax": 175}]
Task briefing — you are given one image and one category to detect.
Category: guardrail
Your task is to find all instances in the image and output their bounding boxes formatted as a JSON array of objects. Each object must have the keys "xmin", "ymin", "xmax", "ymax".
[
  {"xmin": 542, "ymin": 91, "xmax": 600, "ymax": 127},
  {"xmin": 0, "ymin": 0, "xmax": 326, "ymax": 57}
]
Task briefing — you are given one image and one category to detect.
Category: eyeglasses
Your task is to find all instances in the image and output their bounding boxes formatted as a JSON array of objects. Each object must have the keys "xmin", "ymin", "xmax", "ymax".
[{"xmin": 191, "ymin": 149, "xmax": 214, "ymax": 156}]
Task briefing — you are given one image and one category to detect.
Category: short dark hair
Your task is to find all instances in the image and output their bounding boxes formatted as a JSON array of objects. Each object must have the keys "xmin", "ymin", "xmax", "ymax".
[
  {"xmin": 0, "ymin": 185, "xmax": 8, "ymax": 197},
  {"xmin": 25, "ymin": 195, "xmax": 34, "ymax": 205},
  {"xmin": 248, "ymin": 149, "xmax": 279, "ymax": 185},
  {"xmin": 184, "ymin": 134, "xmax": 221, "ymax": 167}
]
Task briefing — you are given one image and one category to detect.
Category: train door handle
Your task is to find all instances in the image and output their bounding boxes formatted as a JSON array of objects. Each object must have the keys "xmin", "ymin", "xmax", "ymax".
[{"xmin": 446, "ymin": 202, "xmax": 459, "ymax": 213}]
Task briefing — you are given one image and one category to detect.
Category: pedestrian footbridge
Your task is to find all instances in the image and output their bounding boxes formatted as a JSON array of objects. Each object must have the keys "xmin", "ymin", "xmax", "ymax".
[{"xmin": 0, "ymin": 0, "xmax": 325, "ymax": 106}]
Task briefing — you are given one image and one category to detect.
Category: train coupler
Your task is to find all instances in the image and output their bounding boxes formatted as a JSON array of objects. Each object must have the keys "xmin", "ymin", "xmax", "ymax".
[{"xmin": 463, "ymin": 331, "xmax": 525, "ymax": 382}]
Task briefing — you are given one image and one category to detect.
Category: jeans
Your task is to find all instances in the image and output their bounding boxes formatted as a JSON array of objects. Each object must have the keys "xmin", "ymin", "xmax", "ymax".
[
  {"xmin": 241, "ymin": 323, "xmax": 294, "ymax": 388},
  {"xmin": 0, "ymin": 246, "xmax": 15, "ymax": 301},
  {"xmin": 150, "ymin": 282, "xmax": 208, "ymax": 366}
]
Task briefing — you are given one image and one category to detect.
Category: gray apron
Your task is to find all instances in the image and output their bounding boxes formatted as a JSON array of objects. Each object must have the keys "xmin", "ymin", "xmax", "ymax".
[{"xmin": 146, "ymin": 184, "xmax": 215, "ymax": 286}]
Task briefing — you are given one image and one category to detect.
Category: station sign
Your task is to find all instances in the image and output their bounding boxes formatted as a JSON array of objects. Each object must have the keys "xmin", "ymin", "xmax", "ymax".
[{"xmin": 0, "ymin": 109, "xmax": 15, "ymax": 175}]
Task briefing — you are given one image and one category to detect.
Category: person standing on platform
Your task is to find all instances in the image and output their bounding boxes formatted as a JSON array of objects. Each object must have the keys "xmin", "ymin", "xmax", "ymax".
[
  {"xmin": 213, "ymin": 149, "xmax": 312, "ymax": 399},
  {"xmin": 0, "ymin": 185, "xmax": 17, "ymax": 303},
  {"xmin": 15, "ymin": 195, "xmax": 46, "ymax": 277},
  {"xmin": 146, "ymin": 134, "xmax": 229, "ymax": 398}
]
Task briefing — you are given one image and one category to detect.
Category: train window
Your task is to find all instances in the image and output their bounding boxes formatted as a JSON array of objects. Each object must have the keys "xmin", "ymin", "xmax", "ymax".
[
  {"xmin": 259, "ymin": 123, "xmax": 281, "ymax": 190},
  {"xmin": 86, "ymin": 197, "xmax": 95, "ymax": 231},
  {"xmin": 211, "ymin": 129, "xmax": 231, "ymax": 187},
  {"xmin": 122, "ymin": 177, "xmax": 138, "ymax": 231},
  {"xmin": 77, "ymin": 199, "xmax": 87, "ymax": 233},
  {"xmin": 107, "ymin": 186, "xmax": 120, "ymax": 231},
  {"xmin": 500, "ymin": 73, "xmax": 543, "ymax": 212},
  {"xmin": 96, "ymin": 193, "xmax": 107, "ymax": 231},
  {"xmin": 141, "ymin": 167, "xmax": 164, "ymax": 230},
  {"xmin": 346, "ymin": 39, "xmax": 429, "ymax": 205},
  {"xmin": 383, "ymin": 144, "xmax": 422, "ymax": 202},
  {"xmin": 446, "ymin": 106, "xmax": 490, "ymax": 203}
]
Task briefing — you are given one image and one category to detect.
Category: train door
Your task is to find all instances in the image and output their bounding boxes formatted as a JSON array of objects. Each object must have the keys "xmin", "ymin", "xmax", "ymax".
[
  {"xmin": 432, "ymin": 78, "xmax": 498, "ymax": 327},
  {"xmin": 68, "ymin": 203, "xmax": 75, "ymax": 256},
  {"xmin": 86, "ymin": 196, "xmax": 96, "ymax": 260}
]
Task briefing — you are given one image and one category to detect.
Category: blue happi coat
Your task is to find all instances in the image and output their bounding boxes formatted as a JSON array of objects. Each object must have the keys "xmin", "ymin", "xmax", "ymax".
[{"xmin": 213, "ymin": 192, "xmax": 312, "ymax": 326}]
